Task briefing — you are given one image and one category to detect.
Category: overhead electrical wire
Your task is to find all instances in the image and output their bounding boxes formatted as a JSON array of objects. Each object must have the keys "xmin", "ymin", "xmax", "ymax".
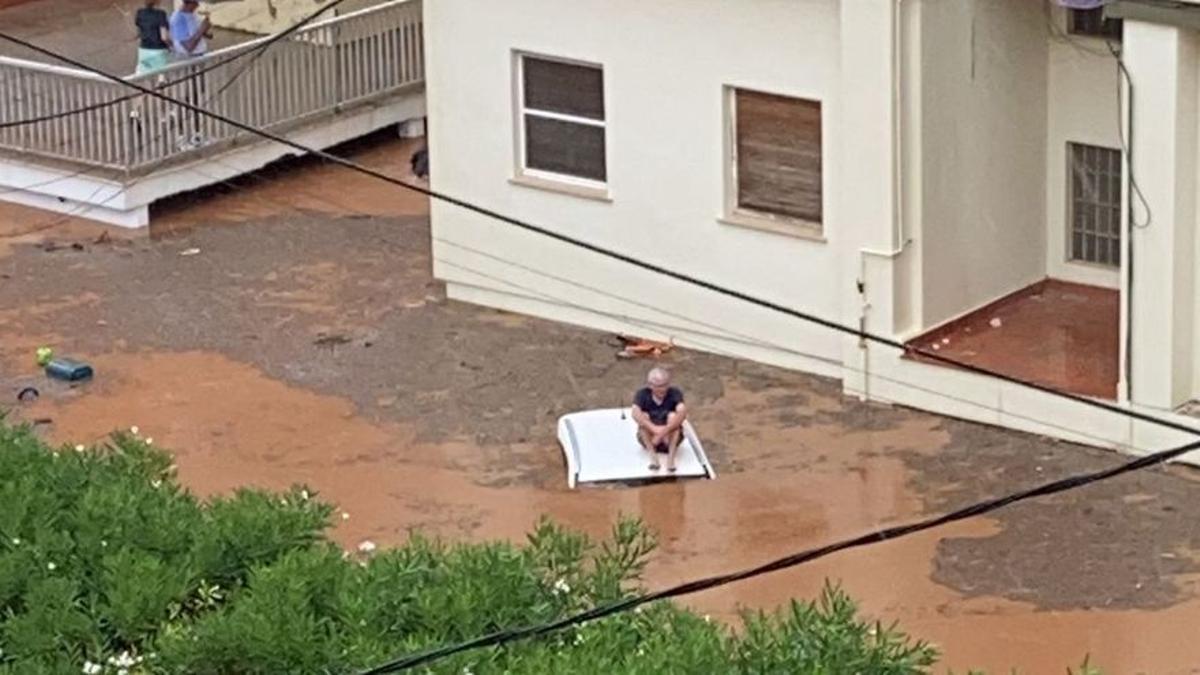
[
  {"xmin": 0, "ymin": 0, "xmax": 350, "ymax": 130},
  {"xmin": 4, "ymin": 28, "xmax": 1200, "ymax": 675},
  {"xmin": 2, "ymin": 27, "xmax": 1194, "ymax": 440}
]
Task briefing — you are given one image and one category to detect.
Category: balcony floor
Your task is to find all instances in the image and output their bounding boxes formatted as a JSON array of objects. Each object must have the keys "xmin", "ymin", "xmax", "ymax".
[{"xmin": 908, "ymin": 279, "xmax": 1119, "ymax": 400}]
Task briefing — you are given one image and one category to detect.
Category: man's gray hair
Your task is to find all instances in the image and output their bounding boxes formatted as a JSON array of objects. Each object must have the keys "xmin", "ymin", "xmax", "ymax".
[{"xmin": 647, "ymin": 366, "xmax": 671, "ymax": 385}]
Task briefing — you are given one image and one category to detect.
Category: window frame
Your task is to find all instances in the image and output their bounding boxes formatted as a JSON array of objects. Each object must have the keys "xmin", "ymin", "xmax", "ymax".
[
  {"xmin": 512, "ymin": 51, "xmax": 609, "ymax": 194},
  {"xmin": 722, "ymin": 85, "xmax": 825, "ymax": 239},
  {"xmin": 1065, "ymin": 141, "xmax": 1123, "ymax": 269}
]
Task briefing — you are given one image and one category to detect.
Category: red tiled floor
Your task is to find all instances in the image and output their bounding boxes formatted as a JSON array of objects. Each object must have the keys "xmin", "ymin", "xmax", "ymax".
[{"xmin": 907, "ymin": 279, "xmax": 1119, "ymax": 400}]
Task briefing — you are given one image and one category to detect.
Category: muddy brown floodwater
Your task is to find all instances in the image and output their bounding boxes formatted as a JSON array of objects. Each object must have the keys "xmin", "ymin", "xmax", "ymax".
[{"xmin": 3, "ymin": 135, "xmax": 1200, "ymax": 673}]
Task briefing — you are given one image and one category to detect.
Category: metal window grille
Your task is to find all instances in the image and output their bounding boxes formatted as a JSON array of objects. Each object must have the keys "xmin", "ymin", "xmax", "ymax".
[{"xmin": 1068, "ymin": 142, "xmax": 1122, "ymax": 267}]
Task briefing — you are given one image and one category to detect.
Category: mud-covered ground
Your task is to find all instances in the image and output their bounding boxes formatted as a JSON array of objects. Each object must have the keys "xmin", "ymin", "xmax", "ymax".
[{"xmin": 2, "ymin": 135, "xmax": 1200, "ymax": 673}]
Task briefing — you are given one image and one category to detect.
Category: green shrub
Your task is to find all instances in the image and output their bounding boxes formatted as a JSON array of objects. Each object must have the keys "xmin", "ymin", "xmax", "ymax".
[{"xmin": 0, "ymin": 420, "xmax": 945, "ymax": 673}]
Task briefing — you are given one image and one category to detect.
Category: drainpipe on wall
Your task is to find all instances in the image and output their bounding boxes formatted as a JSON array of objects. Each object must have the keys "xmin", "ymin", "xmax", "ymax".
[
  {"xmin": 857, "ymin": 0, "xmax": 914, "ymax": 400},
  {"xmin": 1122, "ymin": 60, "xmax": 1135, "ymax": 404}
]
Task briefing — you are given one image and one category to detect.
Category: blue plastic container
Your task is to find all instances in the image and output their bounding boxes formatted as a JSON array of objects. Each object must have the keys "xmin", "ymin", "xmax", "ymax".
[{"xmin": 45, "ymin": 358, "xmax": 93, "ymax": 382}]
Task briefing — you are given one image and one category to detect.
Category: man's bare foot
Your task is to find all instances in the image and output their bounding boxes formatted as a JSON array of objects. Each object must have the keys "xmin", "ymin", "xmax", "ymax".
[{"xmin": 648, "ymin": 461, "xmax": 660, "ymax": 470}]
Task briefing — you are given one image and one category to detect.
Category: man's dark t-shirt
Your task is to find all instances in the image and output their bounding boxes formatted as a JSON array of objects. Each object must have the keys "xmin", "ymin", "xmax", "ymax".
[
  {"xmin": 136, "ymin": 8, "xmax": 170, "ymax": 50},
  {"xmin": 633, "ymin": 387, "xmax": 684, "ymax": 425}
]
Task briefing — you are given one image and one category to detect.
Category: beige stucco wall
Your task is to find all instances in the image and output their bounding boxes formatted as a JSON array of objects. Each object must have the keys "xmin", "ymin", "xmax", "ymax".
[
  {"xmin": 916, "ymin": 0, "xmax": 1049, "ymax": 329},
  {"xmin": 1122, "ymin": 20, "xmax": 1200, "ymax": 409},
  {"xmin": 1045, "ymin": 9, "xmax": 1122, "ymax": 289},
  {"xmin": 427, "ymin": 0, "xmax": 850, "ymax": 374},
  {"xmin": 423, "ymin": 0, "xmax": 1200, "ymax": 452}
]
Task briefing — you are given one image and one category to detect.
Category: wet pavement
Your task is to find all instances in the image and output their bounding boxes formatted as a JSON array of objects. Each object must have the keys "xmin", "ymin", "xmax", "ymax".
[
  {"xmin": 910, "ymin": 279, "xmax": 1120, "ymax": 400},
  {"xmin": 2, "ymin": 135, "xmax": 1200, "ymax": 673}
]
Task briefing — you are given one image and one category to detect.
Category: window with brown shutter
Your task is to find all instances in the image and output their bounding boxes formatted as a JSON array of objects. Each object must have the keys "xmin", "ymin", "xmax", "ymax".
[
  {"xmin": 517, "ymin": 54, "xmax": 607, "ymax": 184},
  {"xmin": 732, "ymin": 89, "xmax": 822, "ymax": 225}
]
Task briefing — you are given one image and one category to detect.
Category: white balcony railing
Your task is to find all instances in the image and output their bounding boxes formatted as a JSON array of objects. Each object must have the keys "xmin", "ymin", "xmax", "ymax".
[{"xmin": 0, "ymin": 0, "xmax": 423, "ymax": 172}]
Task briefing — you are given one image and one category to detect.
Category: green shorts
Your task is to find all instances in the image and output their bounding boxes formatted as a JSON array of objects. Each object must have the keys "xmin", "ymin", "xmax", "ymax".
[{"xmin": 135, "ymin": 48, "xmax": 170, "ymax": 75}]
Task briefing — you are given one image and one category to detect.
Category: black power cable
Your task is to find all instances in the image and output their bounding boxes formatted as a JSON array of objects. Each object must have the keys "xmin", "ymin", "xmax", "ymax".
[
  {"xmin": 0, "ymin": 0, "xmax": 349, "ymax": 234},
  {"xmin": 0, "ymin": 0, "xmax": 350, "ymax": 130},
  {"xmin": 1, "ymin": 27, "xmax": 1195, "ymax": 441},
  {"xmin": 7, "ymin": 30, "xmax": 1200, "ymax": 674},
  {"xmin": 363, "ymin": 435, "xmax": 1200, "ymax": 673}
]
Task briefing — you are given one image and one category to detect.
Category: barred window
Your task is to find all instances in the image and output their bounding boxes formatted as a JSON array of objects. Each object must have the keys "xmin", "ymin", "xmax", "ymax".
[{"xmin": 1068, "ymin": 142, "xmax": 1122, "ymax": 267}]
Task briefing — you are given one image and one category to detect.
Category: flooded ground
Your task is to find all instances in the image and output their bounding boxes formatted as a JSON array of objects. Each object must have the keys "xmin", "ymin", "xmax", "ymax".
[{"xmin": 3, "ymin": 135, "xmax": 1200, "ymax": 673}]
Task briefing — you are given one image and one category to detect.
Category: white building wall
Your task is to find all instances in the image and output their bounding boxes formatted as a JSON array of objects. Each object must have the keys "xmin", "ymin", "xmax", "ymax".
[
  {"xmin": 1193, "ymin": 50, "xmax": 1200, "ymax": 400},
  {"xmin": 916, "ymin": 0, "xmax": 1048, "ymax": 329},
  {"xmin": 425, "ymin": 0, "xmax": 1200, "ymax": 465},
  {"xmin": 1125, "ymin": 21, "xmax": 1200, "ymax": 409},
  {"xmin": 427, "ymin": 0, "xmax": 848, "ymax": 375},
  {"xmin": 1044, "ymin": 16, "xmax": 1122, "ymax": 289},
  {"xmin": 838, "ymin": 0, "xmax": 902, "ymax": 395}
]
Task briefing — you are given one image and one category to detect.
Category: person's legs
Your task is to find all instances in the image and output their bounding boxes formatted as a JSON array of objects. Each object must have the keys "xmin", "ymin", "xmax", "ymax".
[
  {"xmin": 664, "ymin": 414, "xmax": 683, "ymax": 472},
  {"xmin": 665, "ymin": 431, "xmax": 682, "ymax": 472},
  {"xmin": 636, "ymin": 428, "xmax": 661, "ymax": 470},
  {"xmin": 132, "ymin": 49, "xmax": 169, "ymax": 135}
]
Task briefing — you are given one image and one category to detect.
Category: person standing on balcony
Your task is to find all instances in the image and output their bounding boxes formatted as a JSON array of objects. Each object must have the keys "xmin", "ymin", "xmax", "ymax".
[
  {"xmin": 133, "ymin": 0, "xmax": 171, "ymax": 74},
  {"xmin": 169, "ymin": 0, "xmax": 213, "ymax": 145},
  {"xmin": 169, "ymin": 0, "xmax": 211, "ymax": 59}
]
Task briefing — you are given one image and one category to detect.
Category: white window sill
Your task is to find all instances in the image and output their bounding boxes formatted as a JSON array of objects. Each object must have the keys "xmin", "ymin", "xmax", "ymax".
[
  {"xmin": 1065, "ymin": 257, "xmax": 1120, "ymax": 272},
  {"xmin": 509, "ymin": 174, "xmax": 612, "ymax": 203},
  {"xmin": 718, "ymin": 211, "xmax": 825, "ymax": 242}
]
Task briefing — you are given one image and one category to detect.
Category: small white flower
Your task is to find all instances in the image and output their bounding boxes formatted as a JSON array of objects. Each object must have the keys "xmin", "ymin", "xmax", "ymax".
[
  {"xmin": 552, "ymin": 578, "xmax": 571, "ymax": 595},
  {"xmin": 462, "ymin": 668, "xmax": 474, "ymax": 675},
  {"xmin": 118, "ymin": 670, "xmax": 128, "ymax": 675},
  {"xmin": 280, "ymin": 498, "xmax": 289, "ymax": 506},
  {"xmin": 11, "ymin": 538, "xmax": 19, "ymax": 546},
  {"xmin": 357, "ymin": 540, "xmax": 376, "ymax": 553},
  {"xmin": 130, "ymin": 426, "xmax": 139, "ymax": 435},
  {"xmin": 633, "ymin": 606, "xmax": 643, "ymax": 614},
  {"xmin": 47, "ymin": 562, "xmax": 56, "ymax": 571},
  {"xmin": 151, "ymin": 480, "xmax": 162, "ymax": 489},
  {"xmin": 100, "ymin": 540, "xmax": 108, "ymax": 547},
  {"xmin": 82, "ymin": 661, "xmax": 102, "ymax": 675},
  {"xmin": 703, "ymin": 614, "xmax": 711, "ymax": 623},
  {"xmin": 145, "ymin": 438, "xmax": 154, "ymax": 446},
  {"xmin": 300, "ymin": 489, "xmax": 309, "ymax": 501},
  {"xmin": 74, "ymin": 444, "xmax": 86, "ymax": 453},
  {"xmin": 341, "ymin": 511, "xmax": 351, "ymax": 521}
]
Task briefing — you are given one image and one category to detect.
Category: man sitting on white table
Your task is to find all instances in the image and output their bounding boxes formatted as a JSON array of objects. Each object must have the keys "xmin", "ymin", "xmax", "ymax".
[{"xmin": 631, "ymin": 366, "xmax": 688, "ymax": 473}]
